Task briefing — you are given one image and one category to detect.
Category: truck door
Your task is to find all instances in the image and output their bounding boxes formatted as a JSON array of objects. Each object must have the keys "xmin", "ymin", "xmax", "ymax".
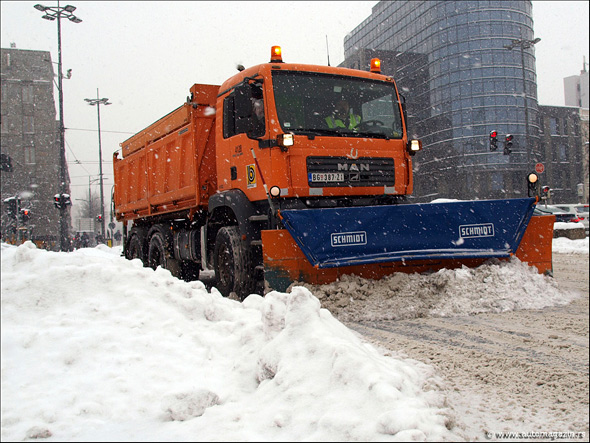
[{"xmin": 218, "ymin": 81, "xmax": 268, "ymax": 203}]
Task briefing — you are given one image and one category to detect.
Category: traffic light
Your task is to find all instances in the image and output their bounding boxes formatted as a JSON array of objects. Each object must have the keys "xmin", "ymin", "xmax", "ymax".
[
  {"xmin": 54, "ymin": 194, "xmax": 62, "ymax": 209},
  {"xmin": 96, "ymin": 214, "xmax": 103, "ymax": 223},
  {"xmin": 540, "ymin": 185, "xmax": 551, "ymax": 200},
  {"xmin": 0, "ymin": 153, "xmax": 13, "ymax": 172},
  {"xmin": 62, "ymin": 193, "xmax": 72, "ymax": 207},
  {"xmin": 4, "ymin": 196, "xmax": 18, "ymax": 218},
  {"xmin": 504, "ymin": 134, "xmax": 513, "ymax": 155},
  {"xmin": 19, "ymin": 208, "xmax": 31, "ymax": 224},
  {"xmin": 489, "ymin": 130, "xmax": 498, "ymax": 151},
  {"xmin": 54, "ymin": 193, "xmax": 72, "ymax": 209},
  {"xmin": 527, "ymin": 172, "xmax": 538, "ymax": 197}
]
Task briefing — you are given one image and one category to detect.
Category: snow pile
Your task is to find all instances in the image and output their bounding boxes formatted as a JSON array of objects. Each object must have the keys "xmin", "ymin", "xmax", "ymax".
[
  {"xmin": 1, "ymin": 242, "xmax": 461, "ymax": 442},
  {"xmin": 554, "ymin": 221, "xmax": 586, "ymax": 230},
  {"xmin": 293, "ymin": 257, "xmax": 579, "ymax": 323}
]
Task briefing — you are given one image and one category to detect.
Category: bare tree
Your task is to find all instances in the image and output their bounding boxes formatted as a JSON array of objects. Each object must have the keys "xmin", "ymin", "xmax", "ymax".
[{"xmin": 75, "ymin": 192, "xmax": 101, "ymax": 220}]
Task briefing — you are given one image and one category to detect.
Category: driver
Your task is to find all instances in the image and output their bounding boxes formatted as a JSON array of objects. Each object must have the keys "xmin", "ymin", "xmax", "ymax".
[{"xmin": 325, "ymin": 99, "xmax": 361, "ymax": 130}]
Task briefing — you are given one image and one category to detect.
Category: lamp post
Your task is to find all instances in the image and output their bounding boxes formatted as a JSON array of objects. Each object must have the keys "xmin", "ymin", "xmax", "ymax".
[
  {"xmin": 34, "ymin": 2, "xmax": 82, "ymax": 251},
  {"xmin": 84, "ymin": 90, "xmax": 111, "ymax": 241},
  {"xmin": 504, "ymin": 37, "xmax": 541, "ymax": 168},
  {"xmin": 87, "ymin": 176, "xmax": 100, "ymax": 219}
]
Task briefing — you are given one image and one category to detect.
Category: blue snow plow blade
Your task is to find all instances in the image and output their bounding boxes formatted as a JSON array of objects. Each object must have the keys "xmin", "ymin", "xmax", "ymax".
[{"xmin": 278, "ymin": 198, "xmax": 536, "ymax": 269}]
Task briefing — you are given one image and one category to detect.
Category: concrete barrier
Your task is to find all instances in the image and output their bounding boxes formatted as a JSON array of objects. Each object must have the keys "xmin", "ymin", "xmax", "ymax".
[{"xmin": 553, "ymin": 222, "xmax": 586, "ymax": 240}]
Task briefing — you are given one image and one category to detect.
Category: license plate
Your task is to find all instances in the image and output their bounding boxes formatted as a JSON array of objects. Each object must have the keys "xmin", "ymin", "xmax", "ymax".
[{"xmin": 309, "ymin": 172, "xmax": 344, "ymax": 182}]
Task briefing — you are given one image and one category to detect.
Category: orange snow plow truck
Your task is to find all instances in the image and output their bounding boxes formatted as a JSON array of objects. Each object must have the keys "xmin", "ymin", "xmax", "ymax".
[{"xmin": 113, "ymin": 46, "xmax": 553, "ymax": 300}]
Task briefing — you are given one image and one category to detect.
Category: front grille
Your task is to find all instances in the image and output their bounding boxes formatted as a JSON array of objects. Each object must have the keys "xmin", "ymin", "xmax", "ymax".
[{"xmin": 306, "ymin": 156, "xmax": 395, "ymax": 187}]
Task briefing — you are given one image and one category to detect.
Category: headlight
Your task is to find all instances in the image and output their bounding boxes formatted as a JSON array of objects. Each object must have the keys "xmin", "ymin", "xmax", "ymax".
[
  {"xmin": 407, "ymin": 139, "xmax": 422, "ymax": 155},
  {"xmin": 269, "ymin": 186, "xmax": 281, "ymax": 198},
  {"xmin": 278, "ymin": 133, "xmax": 294, "ymax": 151}
]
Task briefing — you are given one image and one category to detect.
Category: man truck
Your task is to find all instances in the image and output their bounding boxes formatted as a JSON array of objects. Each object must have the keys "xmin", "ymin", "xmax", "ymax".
[{"xmin": 113, "ymin": 46, "xmax": 553, "ymax": 299}]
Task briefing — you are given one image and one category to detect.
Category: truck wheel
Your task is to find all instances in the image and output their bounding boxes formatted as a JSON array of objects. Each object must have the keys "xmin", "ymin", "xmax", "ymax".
[
  {"xmin": 148, "ymin": 231, "xmax": 168, "ymax": 271},
  {"xmin": 127, "ymin": 234, "xmax": 144, "ymax": 262},
  {"xmin": 213, "ymin": 226, "xmax": 256, "ymax": 300}
]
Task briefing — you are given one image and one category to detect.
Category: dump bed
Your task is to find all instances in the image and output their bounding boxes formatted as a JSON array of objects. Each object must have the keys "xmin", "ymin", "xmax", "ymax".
[{"xmin": 113, "ymin": 84, "xmax": 219, "ymax": 222}]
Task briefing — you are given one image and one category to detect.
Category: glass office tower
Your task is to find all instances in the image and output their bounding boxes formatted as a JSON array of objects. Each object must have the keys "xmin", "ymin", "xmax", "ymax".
[{"xmin": 342, "ymin": 1, "xmax": 540, "ymax": 200}]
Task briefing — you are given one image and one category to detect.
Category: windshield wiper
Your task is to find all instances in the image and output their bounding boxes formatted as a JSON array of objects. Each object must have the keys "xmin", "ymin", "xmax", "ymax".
[
  {"xmin": 351, "ymin": 131, "xmax": 390, "ymax": 139},
  {"xmin": 289, "ymin": 128, "xmax": 337, "ymax": 136},
  {"xmin": 288, "ymin": 128, "xmax": 392, "ymax": 140}
]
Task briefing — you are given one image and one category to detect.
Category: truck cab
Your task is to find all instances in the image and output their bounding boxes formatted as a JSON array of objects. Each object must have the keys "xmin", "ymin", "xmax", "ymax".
[{"xmin": 213, "ymin": 47, "xmax": 421, "ymax": 212}]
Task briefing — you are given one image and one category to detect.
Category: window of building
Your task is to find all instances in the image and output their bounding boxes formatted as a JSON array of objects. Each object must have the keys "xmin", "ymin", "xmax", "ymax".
[
  {"xmin": 472, "ymin": 80, "xmax": 483, "ymax": 95},
  {"xmin": 496, "ymin": 96, "xmax": 508, "ymax": 106},
  {"xmin": 507, "ymin": 108, "xmax": 518, "ymax": 122},
  {"xmin": 24, "ymin": 143, "xmax": 35, "ymax": 165},
  {"xmin": 549, "ymin": 117, "xmax": 559, "ymax": 135},
  {"xmin": 563, "ymin": 169, "xmax": 570, "ymax": 189},
  {"xmin": 491, "ymin": 172, "xmax": 504, "ymax": 191},
  {"xmin": 551, "ymin": 142, "xmax": 558, "ymax": 162},
  {"xmin": 22, "ymin": 84, "xmax": 34, "ymax": 103},
  {"xmin": 23, "ymin": 116, "xmax": 34, "ymax": 133},
  {"xmin": 559, "ymin": 144, "xmax": 568, "ymax": 162}
]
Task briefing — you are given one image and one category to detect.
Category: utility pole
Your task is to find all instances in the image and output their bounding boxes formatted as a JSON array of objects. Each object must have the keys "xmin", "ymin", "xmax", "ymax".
[
  {"xmin": 84, "ymin": 90, "xmax": 111, "ymax": 240},
  {"xmin": 34, "ymin": 2, "xmax": 82, "ymax": 251}
]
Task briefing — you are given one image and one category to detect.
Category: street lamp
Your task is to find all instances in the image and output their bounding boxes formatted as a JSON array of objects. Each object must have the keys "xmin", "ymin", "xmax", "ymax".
[
  {"xmin": 87, "ymin": 176, "xmax": 100, "ymax": 219},
  {"xmin": 504, "ymin": 37, "xmax": 541, "ymax": 168},
  {"xmin": 34, "ymin": 2, "xmax": 82, "ymax": 251},
  {"xmin": 84, "ymin": 90, "xmax": 111, "ymax": 240}
]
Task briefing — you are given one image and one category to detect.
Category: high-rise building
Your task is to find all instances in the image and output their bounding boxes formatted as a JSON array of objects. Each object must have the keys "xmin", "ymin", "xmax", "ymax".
[
  {"xmin": 1, "ymin": 47, "xmax": 68, "ymax": 249},
  {"xmin": 342, "ymin": 1, "xmax": 542, "ymax": 201},
  {"xmin": 564, "ymin": 59, "xmax": 589, "ymax": 109}
]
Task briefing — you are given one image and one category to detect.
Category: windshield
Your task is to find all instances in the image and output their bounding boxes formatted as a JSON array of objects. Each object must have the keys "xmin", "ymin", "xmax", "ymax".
[{"xmin": 272, "ymin": 71, "xmax": 403, "ymax": 139}]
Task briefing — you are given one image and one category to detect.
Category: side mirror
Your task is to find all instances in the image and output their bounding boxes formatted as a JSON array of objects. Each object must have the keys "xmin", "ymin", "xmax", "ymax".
[{"xmin": 399, "ymin": 93, "xmax": 408, "ymax": 130}]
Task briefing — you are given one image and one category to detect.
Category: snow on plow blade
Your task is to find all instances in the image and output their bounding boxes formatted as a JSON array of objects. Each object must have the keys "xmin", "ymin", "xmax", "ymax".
[{"xmin": 262, "ymin": 198, "xmax": 553, "ymax": 291}]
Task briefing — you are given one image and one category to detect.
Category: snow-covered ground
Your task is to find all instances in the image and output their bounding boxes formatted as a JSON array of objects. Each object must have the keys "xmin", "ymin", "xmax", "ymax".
[
  {"xmin": 552, "ymin": 235, "xmax": 590, "ymax": 254},
  {"xmin": 1, "ymin": 237, "xmax": 588, "ymax": 442}
]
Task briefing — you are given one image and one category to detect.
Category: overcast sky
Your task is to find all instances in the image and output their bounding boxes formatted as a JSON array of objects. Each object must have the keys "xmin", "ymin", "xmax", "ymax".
[{"xmin": 1, "ymin": 1, "xmax": 589, "ymax": 217}]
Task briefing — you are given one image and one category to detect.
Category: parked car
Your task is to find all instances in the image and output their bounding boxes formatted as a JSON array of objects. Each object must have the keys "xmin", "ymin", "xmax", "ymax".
[
  {"xmin": 533, "ymin": 205, "xmax": 578, "ymax": 223},
  {"xmin": 552, "ymin": 203, "xmax": 589, "ymax": 235}
]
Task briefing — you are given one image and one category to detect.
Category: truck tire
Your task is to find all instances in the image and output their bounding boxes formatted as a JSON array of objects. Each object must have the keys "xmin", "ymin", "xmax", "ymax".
[
  {"xmin": 213, "ymin": 226, "xmax": 256, "ymax": 300},
  {"xmin": 148, "ymin": 229, "xmax": 182, "ymax": 277},
  {"xmin": 148, "ymin": 230, "xmax": 168, "ymax": 271},
  {"xmin": 127, "ymin": 234, "xmax": 145, "ymax": 262}
]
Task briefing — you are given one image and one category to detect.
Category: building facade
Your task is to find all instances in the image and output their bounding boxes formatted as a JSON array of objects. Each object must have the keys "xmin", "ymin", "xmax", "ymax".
[
  {"xmin": 342, "ymin": 0, "xmax": 543, "ymax": 201},
  {"xmin": 563, "ymin": 63, "xmax": 589, "ymax": 109},
  {"xmin": 1, "ymin": 47, "xmax": 69, "ymax": 249},
  {"xmin": 581, "ymin": 108, "xmax": 590, "ymax": 204},
  {"xmin": 536, "ymin": 106, "xmax": 588, "ymax": 204}
]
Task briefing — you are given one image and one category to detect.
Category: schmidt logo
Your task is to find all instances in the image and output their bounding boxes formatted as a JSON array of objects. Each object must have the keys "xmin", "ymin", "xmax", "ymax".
[
  {"xmin": 459, "ymin": 223, "xmax": 495, "ymax": 238},
  {"xmin": 331, "ymin": 231, "xmax": 367, "ymax": 247}
]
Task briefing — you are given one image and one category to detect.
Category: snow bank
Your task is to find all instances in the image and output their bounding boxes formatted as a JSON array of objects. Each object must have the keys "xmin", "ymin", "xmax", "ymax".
[{"xmin": 1, "ymin": 242, "xmax": 460, "ymax": 441}]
